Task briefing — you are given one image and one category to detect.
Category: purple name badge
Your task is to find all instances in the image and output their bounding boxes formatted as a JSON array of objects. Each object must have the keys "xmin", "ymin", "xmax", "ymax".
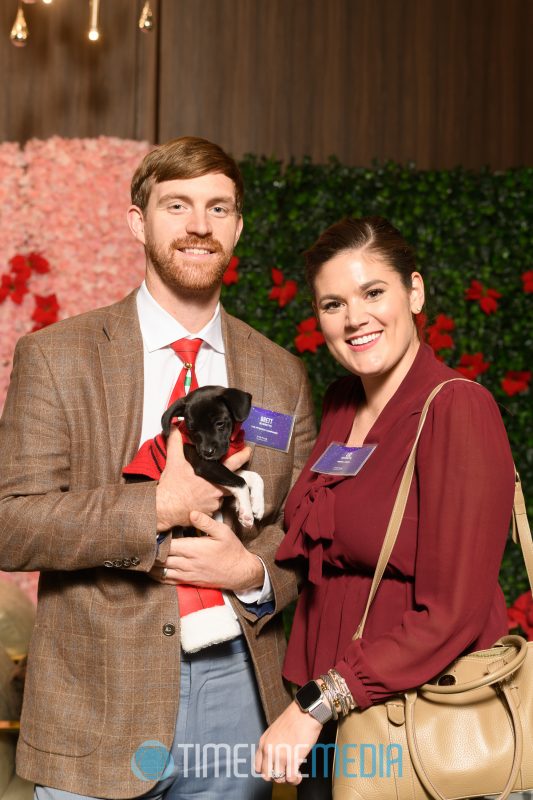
[
  {"xmin": 242, "ymin": 406, "xmax": 295, "ymax": 452},
  {"xmin": 311, "ymin": 442, "xmax": 377, "ymax": 476}
]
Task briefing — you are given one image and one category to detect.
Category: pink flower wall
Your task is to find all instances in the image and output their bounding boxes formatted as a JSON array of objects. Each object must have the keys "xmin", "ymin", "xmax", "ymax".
[{"xmin": 0, "ymin": 136, "xmax": 151, "ymax": 602}]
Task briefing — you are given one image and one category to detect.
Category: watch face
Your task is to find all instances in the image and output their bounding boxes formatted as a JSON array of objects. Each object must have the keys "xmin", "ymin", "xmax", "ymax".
[{"xmin": 296, "ymin": 681, "xmax": 322, "ymax": 709}]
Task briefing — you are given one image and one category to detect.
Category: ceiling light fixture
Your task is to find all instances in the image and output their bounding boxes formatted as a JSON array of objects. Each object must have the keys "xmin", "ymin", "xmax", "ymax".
[{"xmin": 10, "ymin": 0, "xmax": 155, "ymax": 47}]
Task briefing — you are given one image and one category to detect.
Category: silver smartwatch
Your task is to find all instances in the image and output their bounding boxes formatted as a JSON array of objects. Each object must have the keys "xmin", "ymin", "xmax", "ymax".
[{"xmin": 295, "ymin": 680, "xmax": 333, "ymax": 724}]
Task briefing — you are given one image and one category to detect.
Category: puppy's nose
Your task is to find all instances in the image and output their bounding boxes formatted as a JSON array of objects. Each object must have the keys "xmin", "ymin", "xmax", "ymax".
[{"xmin": 203, "ymin": 446, "xmax": 216, "ymax": 458}]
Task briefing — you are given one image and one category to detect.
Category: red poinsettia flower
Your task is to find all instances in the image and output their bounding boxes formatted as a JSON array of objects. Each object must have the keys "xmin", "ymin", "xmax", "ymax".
[
  {"xmin": 455, "ymin": 352, "xmax": 490, "ymax": 380},
  {"xmin": 0, "ymin": 271, "xmax": 30, "ymax": 304},
  {"xmin": 501, "ymin": 370, "xmax": 531, "ymax": 397},
  {"xmin": 294, "ymin": 317, "xmax": 325, "ymax": 353},
  {"xmin": 222, "ymin": 256, "xmax": 239, "ymax": 286},
  {"xmin": 28, "ymin": 252, "xmax": 51, "ymax": 274},
  {"xmin": 269, "ymin": 267, "xmax": 298, "ymax": 308},
  {"xmin": 465, "ymin": 279, "xmax": 501, "ymax": 314},
  {"xmin": 508, "ymin": 591, "xmax": 533, "ymax": 640},
  {"xmin": 426, "ymin": 313, "xmax": 455, "ymax": 352},
  {"xmin": 521, "ymin": 271, "xmax": 533, "ymax": 294},
  {"xmin": 31, "ymin": 293, "xmax": 60, "ymax": 330},
  {"xmin": 9, "ymin": 252, "xmax": 50, "ymax": 276}
]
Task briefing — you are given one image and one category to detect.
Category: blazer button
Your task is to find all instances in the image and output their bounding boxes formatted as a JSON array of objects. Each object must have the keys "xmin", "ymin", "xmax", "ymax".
[
  {"xmin": 131, "ymin": 557, "xmax": 141, "ymax": 566},
  {"xmin": 163, "ymin": 623, "xmax": 176, "ymax": 636}
]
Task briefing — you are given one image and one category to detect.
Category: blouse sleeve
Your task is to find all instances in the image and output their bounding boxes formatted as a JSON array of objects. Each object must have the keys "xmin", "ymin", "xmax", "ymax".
[{"xmin": 334, "ymin": 381, "xmax": 515, "ymax": 710}]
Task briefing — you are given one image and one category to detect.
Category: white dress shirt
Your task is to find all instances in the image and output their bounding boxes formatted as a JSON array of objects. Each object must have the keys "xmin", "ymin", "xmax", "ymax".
[{"xmin": 136, "ymin": 281, "xmax": 272, "ymax": 605}]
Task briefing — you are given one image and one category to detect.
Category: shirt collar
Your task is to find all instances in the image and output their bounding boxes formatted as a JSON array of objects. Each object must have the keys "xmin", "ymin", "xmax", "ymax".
[{"xmin": 136, "ymin": 281, "xmax": 225, "ymax": 354}]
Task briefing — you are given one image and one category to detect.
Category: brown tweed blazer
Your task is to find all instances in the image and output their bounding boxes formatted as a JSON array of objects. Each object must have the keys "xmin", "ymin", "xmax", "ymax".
[{"xmin": 0, "ymin": 290, "xmax": 316, "ymax": 798}]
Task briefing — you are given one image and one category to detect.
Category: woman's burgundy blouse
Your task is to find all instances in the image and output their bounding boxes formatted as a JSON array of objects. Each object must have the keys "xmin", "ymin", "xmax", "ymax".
[{"xmin": 276, "ymin": 344, "xmax": 515, "ymax": 710}]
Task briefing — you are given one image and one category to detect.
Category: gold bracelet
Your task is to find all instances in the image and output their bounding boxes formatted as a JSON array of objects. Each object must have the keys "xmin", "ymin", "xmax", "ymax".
[
  {"xmin": 317, "ymin": 677, "xmax": 338, "ymax": 721},
  {"xmin": 328, "ymin": 669, "xmax": 356, "ymax": 714}
]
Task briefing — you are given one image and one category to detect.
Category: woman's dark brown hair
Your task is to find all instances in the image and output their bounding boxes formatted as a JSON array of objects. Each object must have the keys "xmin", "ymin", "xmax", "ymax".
[{"xmin": 304, "ymin": 216, "xmax": 417, "ymax": 291}]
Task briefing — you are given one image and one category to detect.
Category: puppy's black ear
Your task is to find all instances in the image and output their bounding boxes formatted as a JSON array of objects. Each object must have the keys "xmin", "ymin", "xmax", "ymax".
[
  {"xmin": 161, "ymin": 397, "xmax": 187, "ymax": 437},
  {"xmin": 222, "ymin": 389, "xmax": 252, "ymax": 422}
]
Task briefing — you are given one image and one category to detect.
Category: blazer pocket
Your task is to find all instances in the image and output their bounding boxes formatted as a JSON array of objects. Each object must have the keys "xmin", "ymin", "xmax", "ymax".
[{"xmin": 20, "ymin": 625, "xmax": 106, "ymax": 756}]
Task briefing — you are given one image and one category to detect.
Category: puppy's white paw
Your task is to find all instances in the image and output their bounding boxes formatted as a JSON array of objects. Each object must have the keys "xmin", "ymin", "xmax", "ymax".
[
  {"xmin": 228, "ymin": 483, "xmax": 255, "ymax": 528},
  {"xmin": 237, "ymin": 509, "xmax": 254, "ymax": 528},
  {"xmin": 239, "ymin": 470, "xmax": 265, "ymax": 521}
]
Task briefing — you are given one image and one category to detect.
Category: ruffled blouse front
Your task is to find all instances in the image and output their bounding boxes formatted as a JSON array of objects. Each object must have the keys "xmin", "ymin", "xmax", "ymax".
[{"xmin": 276, "ymin": 344, "xmax": 515, "ymax": 710}]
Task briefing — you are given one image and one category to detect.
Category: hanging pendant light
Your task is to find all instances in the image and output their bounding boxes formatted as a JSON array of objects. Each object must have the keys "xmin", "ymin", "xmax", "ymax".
[
  {"xmin": 138, "ymin": 2, "xmax": 154, "ymax": 33},
  {"xmin": 88, "ymin": 0, "xmax": 100, "ymax": 41},
  {"xmin": 10, "ymin": 5, "xmax": 29, "ymax": 47}
]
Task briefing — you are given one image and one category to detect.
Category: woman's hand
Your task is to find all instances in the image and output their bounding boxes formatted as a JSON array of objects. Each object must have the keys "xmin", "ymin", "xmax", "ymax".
[{"xmin": 255, "ymin": 701, "xmax": 323, "ymax": 785}]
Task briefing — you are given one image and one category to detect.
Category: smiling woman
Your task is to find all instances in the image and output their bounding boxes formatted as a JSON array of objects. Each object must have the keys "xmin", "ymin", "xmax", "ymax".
[
  {"xmin": 309, "ymin": 217, "xmax": 424, "ymax": 444},
  {"xmin": 255, "ymin": 216, "xmax": 516, "ymax": 799}
]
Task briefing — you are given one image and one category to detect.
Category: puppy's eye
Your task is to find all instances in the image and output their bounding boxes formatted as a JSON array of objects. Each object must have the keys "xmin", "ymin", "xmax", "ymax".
[{"xmin": 215, "ymin": 421, "xmax": 226, "ymax": 429}]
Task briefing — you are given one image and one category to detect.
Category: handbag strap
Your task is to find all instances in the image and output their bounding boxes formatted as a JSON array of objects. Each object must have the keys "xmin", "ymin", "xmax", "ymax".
[
  {"xmin": 512, "ymin": 470, "xmax": 533, "ymax": 590},
  {"xmin": 354, "ymin": 378, "xmax": 533, "ymax": 640}
]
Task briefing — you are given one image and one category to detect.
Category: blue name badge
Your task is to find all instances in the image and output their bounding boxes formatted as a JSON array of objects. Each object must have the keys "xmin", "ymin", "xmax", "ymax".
[
  {"xmin": 311, "ymin": 442, "xmax": 377, "ymax": 476},
  {"xmin": 242, "ymin": 406, "xmax": 295, "ymax": 452}
]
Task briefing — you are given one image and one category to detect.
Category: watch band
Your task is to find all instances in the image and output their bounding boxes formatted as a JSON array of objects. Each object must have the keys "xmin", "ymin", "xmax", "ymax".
[
  {"xmin": 295, "ymin": 680, "xmax": 333, "ymax": 724},
  {"xmin": 308, "ymin": 697, "xmax": 333, "ymax": 724}
]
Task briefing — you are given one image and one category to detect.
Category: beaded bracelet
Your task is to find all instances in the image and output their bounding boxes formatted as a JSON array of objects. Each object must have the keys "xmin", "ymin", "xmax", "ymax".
[
  {"xmin": 318, "ymin": 669, "xmax": 356, "ymax": 718},
  {"xmin": 329, "ymin": 669, "xmax": 356, "ymax": 715},
  {"xmin": 316, "ymin": 677, "xmax": 339, "ymax": 721}
]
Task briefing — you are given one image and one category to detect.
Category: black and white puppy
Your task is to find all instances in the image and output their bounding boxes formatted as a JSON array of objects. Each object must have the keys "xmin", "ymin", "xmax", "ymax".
[{"xmin": 161, "ymin": 386, "xmax": 264, "ymax": 528}]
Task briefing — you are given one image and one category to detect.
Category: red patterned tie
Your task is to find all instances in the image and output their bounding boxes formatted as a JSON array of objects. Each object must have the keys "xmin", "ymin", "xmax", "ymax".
[
  {"xmin": 122, "ymin": 337, "xmax": 204, "ymax": 478},
  {"xmin": 167, "ymin": 337, "xmax": 203, "ymax": 407}
]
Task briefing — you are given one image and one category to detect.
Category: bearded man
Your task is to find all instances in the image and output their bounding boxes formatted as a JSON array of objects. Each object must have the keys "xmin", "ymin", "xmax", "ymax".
[{"xmin": 0, "ymin": 137, "xmax": 315, "ymax": 800}]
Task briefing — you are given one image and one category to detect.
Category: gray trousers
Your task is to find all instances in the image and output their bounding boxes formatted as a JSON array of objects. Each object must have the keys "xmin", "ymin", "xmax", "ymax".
[{"xmin": 35, "ymin": 637, "xmax": 271, "ymax": 800}]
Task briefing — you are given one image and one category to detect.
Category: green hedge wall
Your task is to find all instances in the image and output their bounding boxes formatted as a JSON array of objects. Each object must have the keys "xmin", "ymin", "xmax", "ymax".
[{"xmin": 223, "ymin": 157, "xmax": 533, "ymax": 605}]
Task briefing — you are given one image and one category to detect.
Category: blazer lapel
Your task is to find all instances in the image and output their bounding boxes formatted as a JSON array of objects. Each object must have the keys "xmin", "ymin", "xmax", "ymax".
[
  {"xmin": 98, "ymin": 291, "xmax": 145, "ymax": 479},
  {"xmin": 222, "ymin": 308, "xmax": 264, "ymax": 406}
]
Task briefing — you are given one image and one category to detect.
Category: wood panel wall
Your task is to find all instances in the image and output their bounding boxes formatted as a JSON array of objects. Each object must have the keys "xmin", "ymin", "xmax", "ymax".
[
  {"xmin": 0, "ymin": 0, "xmax": 531, "ymax": 169},
  {"xmin": 0, "ymin": 0, "xmax": 157, "ymax": 143}
]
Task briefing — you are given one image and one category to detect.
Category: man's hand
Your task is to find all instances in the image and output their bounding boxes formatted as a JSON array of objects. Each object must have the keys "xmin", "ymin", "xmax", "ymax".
[
  {"xmin": 157, "ymin": 510, "xmax": 265, "ymax": 592},
  {"xmin": 155, "ymin": 427, "xmax": 251, "ymax": 531}
]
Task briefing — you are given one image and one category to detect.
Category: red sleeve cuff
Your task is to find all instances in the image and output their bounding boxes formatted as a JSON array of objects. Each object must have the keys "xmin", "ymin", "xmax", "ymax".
[{"xmin": 334, "ymin": 659, "xmax": 372, "ymax": 711}]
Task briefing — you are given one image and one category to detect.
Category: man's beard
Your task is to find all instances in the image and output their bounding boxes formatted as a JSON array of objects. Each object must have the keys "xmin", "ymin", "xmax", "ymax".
[{"xmin": 145, "ymin": 233, "xmax": 231, "ymax": 296}]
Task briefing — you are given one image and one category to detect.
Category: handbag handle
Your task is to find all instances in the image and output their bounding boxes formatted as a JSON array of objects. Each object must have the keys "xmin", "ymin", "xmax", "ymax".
[
  {"xmin": 354, "ymin": 379, "xmax": 533, "ymax": 640},
  {"xmin": 418, "ymin": 634, "xmax": 526, "ymax": 694},
  {"xmin": 405, "ymin": 681, "xmax": 523, "ymax": 800}
]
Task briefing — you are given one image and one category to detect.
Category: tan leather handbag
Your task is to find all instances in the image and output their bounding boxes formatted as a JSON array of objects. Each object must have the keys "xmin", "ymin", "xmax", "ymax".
[{"xmin": 333, "ymin": 380, "xmax": 533, "ymax": 800}]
